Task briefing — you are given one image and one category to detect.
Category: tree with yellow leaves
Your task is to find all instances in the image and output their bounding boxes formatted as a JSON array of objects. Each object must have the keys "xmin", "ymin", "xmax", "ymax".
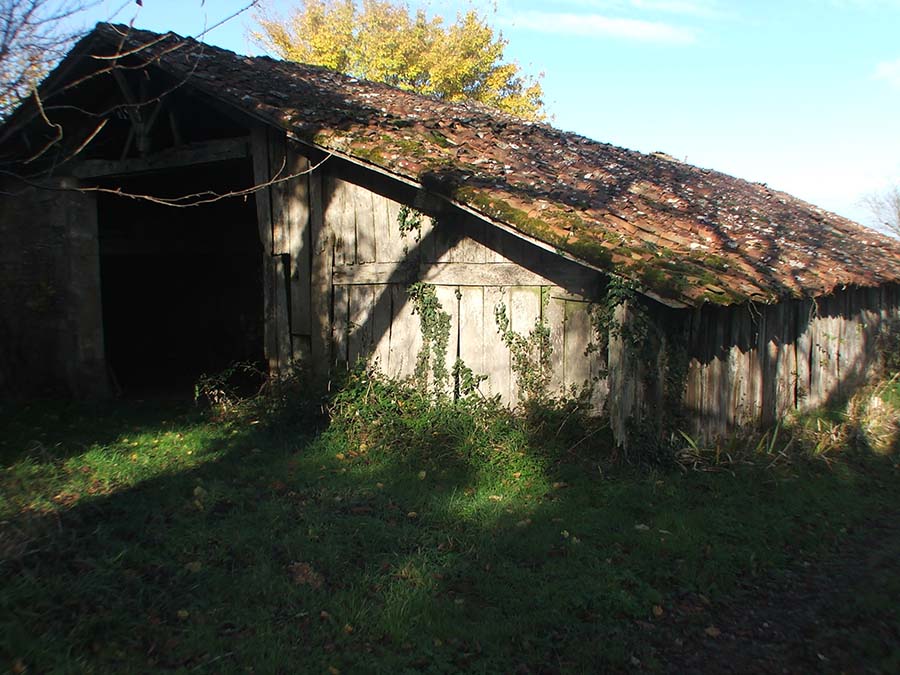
[{"xmin": 252, "ymin": 0, "xmax": 545, "ymax": 120}]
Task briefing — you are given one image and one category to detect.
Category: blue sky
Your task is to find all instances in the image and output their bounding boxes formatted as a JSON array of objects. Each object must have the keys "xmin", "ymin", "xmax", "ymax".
[{"xmin": 81, "ymin": 1, "xmax": 900, "ymax": 229}]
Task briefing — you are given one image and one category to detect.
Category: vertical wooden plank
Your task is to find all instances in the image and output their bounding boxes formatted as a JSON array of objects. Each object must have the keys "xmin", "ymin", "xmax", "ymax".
[
  {"xmin": 250, "ymin": 126, "xmax": 273, "ymax": 255},
  {"xmin": 433, "ymin": 221, "xmax": 461, "ymax": 263},
  {"xmin": 263, "ymin": 255, "xmax": 277, "ymax": 373},
  {"xmin": 588, "ymin": 307, "xmax": 608, "ymax": 415},
  {"xmin": 388, "ymin": 284, "xmax": 423, "ymax": 380},
  {"xmin": 564, "ymin": 300, "xmax": 593, "ymax": 396},
  {"xmin": 273, "ymin": 255, "xmax": 292, "ymax": 372},
  {"xmin": 546, "ymin": 294, "xmax": 566, "ymax": 396},
  {"xmin": 508, "ymin": 286, "xmax": 541, "ymax": 402},
  {"xmin": 417, "ymin": 214, "xmax": 437, "ymax": 264},
  {"xmin": 459, "ymin": 286, "xmax": 486, "ymax": 380},
  {"xmin": 327, "ymin": 178, "xmax": 355, "ymax": 266},
  {"xmin": 795, "ymin": 299, "xmax": 812, "ymax": 411},
  {"xmin": 332, "ymin": 285, "xmax": 349, "ymax": 366},
  {"xmin": 479, "ymin": 222, "xmax": 507, "ymax": 263},
  {"xmin": 683, "ymin": 307, "xmax": 703, "ymax": 437},
  {"xmin": 728, "ymin": 307, "xmax": 748, "ymax": 427},
  {"xmin": 434, "ymin": 285, "xmax": 460, "ymax": 396},
  {"xmin": 377, "ymin": 196, "xmax": 403, "ymax": 264},
  {"xmin": 712, "ymin": 307, "xmax": 728, "ymax": 435},
  {"xmin": 268, "ymin": 130, "xmax": 290, "ymax": 256},
  {"xmin": 454, "ymin": 221, "xmax": 490, "ymax": 264},
  {"xmin": 308, "ymin": 168, "xmax": 332, "ymax": 382},
  {"xmin": 354, "ymin": 184, "xmax": 376, "ymax": 264},
  {"xmin": 483, "ymin": 286, "xmax": 512, "ymax": 404},
  {"xmin": 287, "ymin": 148, "xmax": 311, "ymax": 335},
  {"xmin": 348, "ymin": 285, "xmax": 375, "ymax": 366},
  {"xmin": 606, "ymin": 302, "xmax": 633, "ymax": 445},
  {"xmin": 807, "ymin": 300, "xmax": 825, "ymax": 409},
  {"xmin": 746, "ymin": 306, "xmax": 764, "ymax": 425},
  {"xmin": 826, "ymin": 299, "xmax": 839, "ymax": 401},
  {"xmin": 371, "ymin": 285, "xmax": 393, "ymax": 373},
  {"xmin": 774, "ymin": 302, "xmax": 795, "ymax": 419},
  {"xmin": 863, "ymin": 288, "xmax": 881, "ymax": 379}
]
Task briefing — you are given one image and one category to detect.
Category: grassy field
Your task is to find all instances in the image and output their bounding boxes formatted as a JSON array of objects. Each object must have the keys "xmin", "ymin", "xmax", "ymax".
[{"xmin": 1, "ymin": 374, "xmax": 898, "ymax": 673}]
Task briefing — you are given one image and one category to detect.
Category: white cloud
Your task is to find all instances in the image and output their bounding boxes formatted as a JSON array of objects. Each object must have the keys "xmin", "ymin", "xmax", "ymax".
[
  {"xmin": 557, "ymin": 0, "xmax": 720, "ymax": 15},
  {"xmin": 510, "ymin": 11, "xmax": 697, "ymax": 44},
  {"xmin": 874, "ymin": 58, "xmax": 900, "ymax": 88}
]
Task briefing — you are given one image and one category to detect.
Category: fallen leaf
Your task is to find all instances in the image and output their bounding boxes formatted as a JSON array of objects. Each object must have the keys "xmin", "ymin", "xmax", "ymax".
[
  {"xmin": 328, "ymin": 667, "xmax": 340, "ymax": 674},
  {"xmin": 705, "ymin": 625, "xmax": 721, "ymax": 638},
  {"xmin": 11, "ymin": 658, "xmax": 26, "ymax": 674},
  {"xmin": 288, "ymin": 562, "xmax": 324, "ymax": 589},
  {"xmin": 418, "ymin": 470, "xmax": 427, "ymax": 480},
  {"xmin": 343, "ymin": 624, "xmax": 354, "ymax": 634},
  {"xmin": 552, "ymin": 481, "xmax": 569, "ymax": 489},
  {"xmin": 176, "ymin": 609, "xmax": 190, "ymax": 620},
  {"xmin": 488, "ymin": 495, "xmax": 503, "ymax": 502},
  {"xmin": 407, "ymin": 511, "xmax": 418, "ymax": 519},
  {"xmin": 184, "ymin": 561, "xmax": 202, "ymax": 573},
  {"xmin": 634, "ymin": 523, "xmax": 650, "ymax": 531},
  {"xmin": 652, "ymin": 605, "xmax": 664, "ymax": 618},
  {"xmin": 515, "ymin": 519, "xmax": 532, "ymax": 528}
]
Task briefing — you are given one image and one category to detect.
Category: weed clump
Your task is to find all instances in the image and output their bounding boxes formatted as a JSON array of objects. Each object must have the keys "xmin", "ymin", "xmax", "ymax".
[{"xmin": 324, "ymin": 364, "xmax": 610, "ymax": 475}]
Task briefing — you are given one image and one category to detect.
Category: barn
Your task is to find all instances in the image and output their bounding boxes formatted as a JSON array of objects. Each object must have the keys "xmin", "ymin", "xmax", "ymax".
[{"xmin": 2, "ymin": 23, "xmax": 899, "ymax": 444}]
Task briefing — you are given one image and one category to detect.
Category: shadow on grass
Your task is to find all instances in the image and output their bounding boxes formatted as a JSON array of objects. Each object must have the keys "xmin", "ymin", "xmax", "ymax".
[{"xmin": 1, "ymin": 386, "xmax": 898, "ymax": 673}]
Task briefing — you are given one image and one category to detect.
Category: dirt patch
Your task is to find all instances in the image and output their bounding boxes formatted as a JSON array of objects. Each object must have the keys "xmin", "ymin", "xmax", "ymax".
[{"xmin": 650, "ymin": 510, "xmax": 900, "ymax": 673}]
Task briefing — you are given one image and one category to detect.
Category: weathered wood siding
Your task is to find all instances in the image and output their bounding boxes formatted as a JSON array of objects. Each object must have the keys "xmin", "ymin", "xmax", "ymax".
[
  {"xmin": 254, "ymin": 138, "xmax": 900, "ymax": 446},
  {"xmin": 323, "ymin": 174, "xmax": 607, "ymax": 409},
  {"xmin": 681, "ymin": 284, "xmax": 900, "ymax": 440},
  {"xmin": 251, "ymin": 128, "xmax": 314, "ymax": 374}
]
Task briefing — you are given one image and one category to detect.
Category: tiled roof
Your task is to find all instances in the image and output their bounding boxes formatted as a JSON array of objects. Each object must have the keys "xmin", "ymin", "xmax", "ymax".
[{"xmin": 82, "ymin": 24, "xmax": 900, "ymax": 306}]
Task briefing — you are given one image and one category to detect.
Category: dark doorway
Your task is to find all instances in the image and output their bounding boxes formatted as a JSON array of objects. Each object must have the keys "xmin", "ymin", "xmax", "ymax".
[{"xmin": 97, "ymin": 159, "xmax": 264, "ymax": 396}]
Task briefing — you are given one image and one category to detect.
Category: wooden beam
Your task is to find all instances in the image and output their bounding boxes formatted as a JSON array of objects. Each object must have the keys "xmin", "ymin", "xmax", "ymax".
[
  {"xmin": 71, "ymin": 136, "xmax": 251, "ymax": 178},
  {"xmin": 332, "ymin": 261, "xmax": 416, "ymax": 286},
  {"xmin": 250, "ymin": 128, "xmax": 274, "ymax": 255},
  {"xmin": 309, "ymin": 167, "xmax": 333, "ymax": 381},
  {"xmin": 331, "ymin": 260, "xmax": 596, "ymax": 290}
]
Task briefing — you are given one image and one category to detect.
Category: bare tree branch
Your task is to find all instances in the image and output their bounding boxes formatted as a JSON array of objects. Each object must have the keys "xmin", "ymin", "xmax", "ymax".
[
  {"xmin": 1, "ymin": 148, "xmax": 336, "ymax": 206},
  {"xmin": 862, "ymin": 186, "xmax": 900, "ymax": 237}
]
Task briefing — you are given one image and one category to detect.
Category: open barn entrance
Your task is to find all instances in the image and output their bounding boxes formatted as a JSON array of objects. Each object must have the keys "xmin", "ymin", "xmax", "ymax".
[{"xmin": 97, "ymin": 158, "xmax": 264, "ymax": 396}]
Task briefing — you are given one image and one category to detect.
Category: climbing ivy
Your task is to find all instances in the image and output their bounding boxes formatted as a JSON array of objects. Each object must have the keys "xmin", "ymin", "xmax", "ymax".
[
  {"xmin": 494, "ymin": 288, "xmax": 553, "ymax": 402},
  {"xmin": 408, "ymin": 282, "xmax": 451, "ymax": 395},
  {"xmin": 452, "ymin": 358, "xmax": 487, "ymax": 399},
  {"xmin": 397, "ymin": 205, "xmax": 423, "ymax": 242},
  {"xmin": 588, "ymin": 277, "xmax": 652, "ymax": 364},
  {"xmin": 590, "ymin": 276, "xmax": 691, "ymax": 461}
]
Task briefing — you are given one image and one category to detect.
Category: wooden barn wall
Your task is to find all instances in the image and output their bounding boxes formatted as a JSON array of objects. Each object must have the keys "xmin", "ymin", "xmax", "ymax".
[
  {"xmin": 252, "ymin": 133, "xmax": 610, "ymax": 410},
  {"xmin": 323, "ymin": 173, "xmax": 609, "ymax": 411},
  {"xmin": 682, "ymin": 284, "xmax": 900, "ymax": 440},
  {"xmin": 255, "ymin": 134, "xmax": 900, "ymax": 445}
]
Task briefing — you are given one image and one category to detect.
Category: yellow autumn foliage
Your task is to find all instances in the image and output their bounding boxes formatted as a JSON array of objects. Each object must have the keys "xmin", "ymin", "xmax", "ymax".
[{"xmin": 252, "ymin": 0, "xmax": 545, "ymax": 120}]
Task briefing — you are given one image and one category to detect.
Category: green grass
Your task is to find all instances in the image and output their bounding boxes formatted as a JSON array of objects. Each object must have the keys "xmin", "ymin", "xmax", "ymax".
[{"xmin": 1, "ymin": 382, "xmax": 898, "ymax": 673}]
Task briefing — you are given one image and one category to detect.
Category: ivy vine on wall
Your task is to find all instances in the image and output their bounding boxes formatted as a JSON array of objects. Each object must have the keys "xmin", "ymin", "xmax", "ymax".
[
  {"xmin": 494, "ymin": 287, "xmax": 553, "ymax": 402},
  {"xmin": 408, "ymin": 282, "xmax": 451, "ymax": 395}
]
